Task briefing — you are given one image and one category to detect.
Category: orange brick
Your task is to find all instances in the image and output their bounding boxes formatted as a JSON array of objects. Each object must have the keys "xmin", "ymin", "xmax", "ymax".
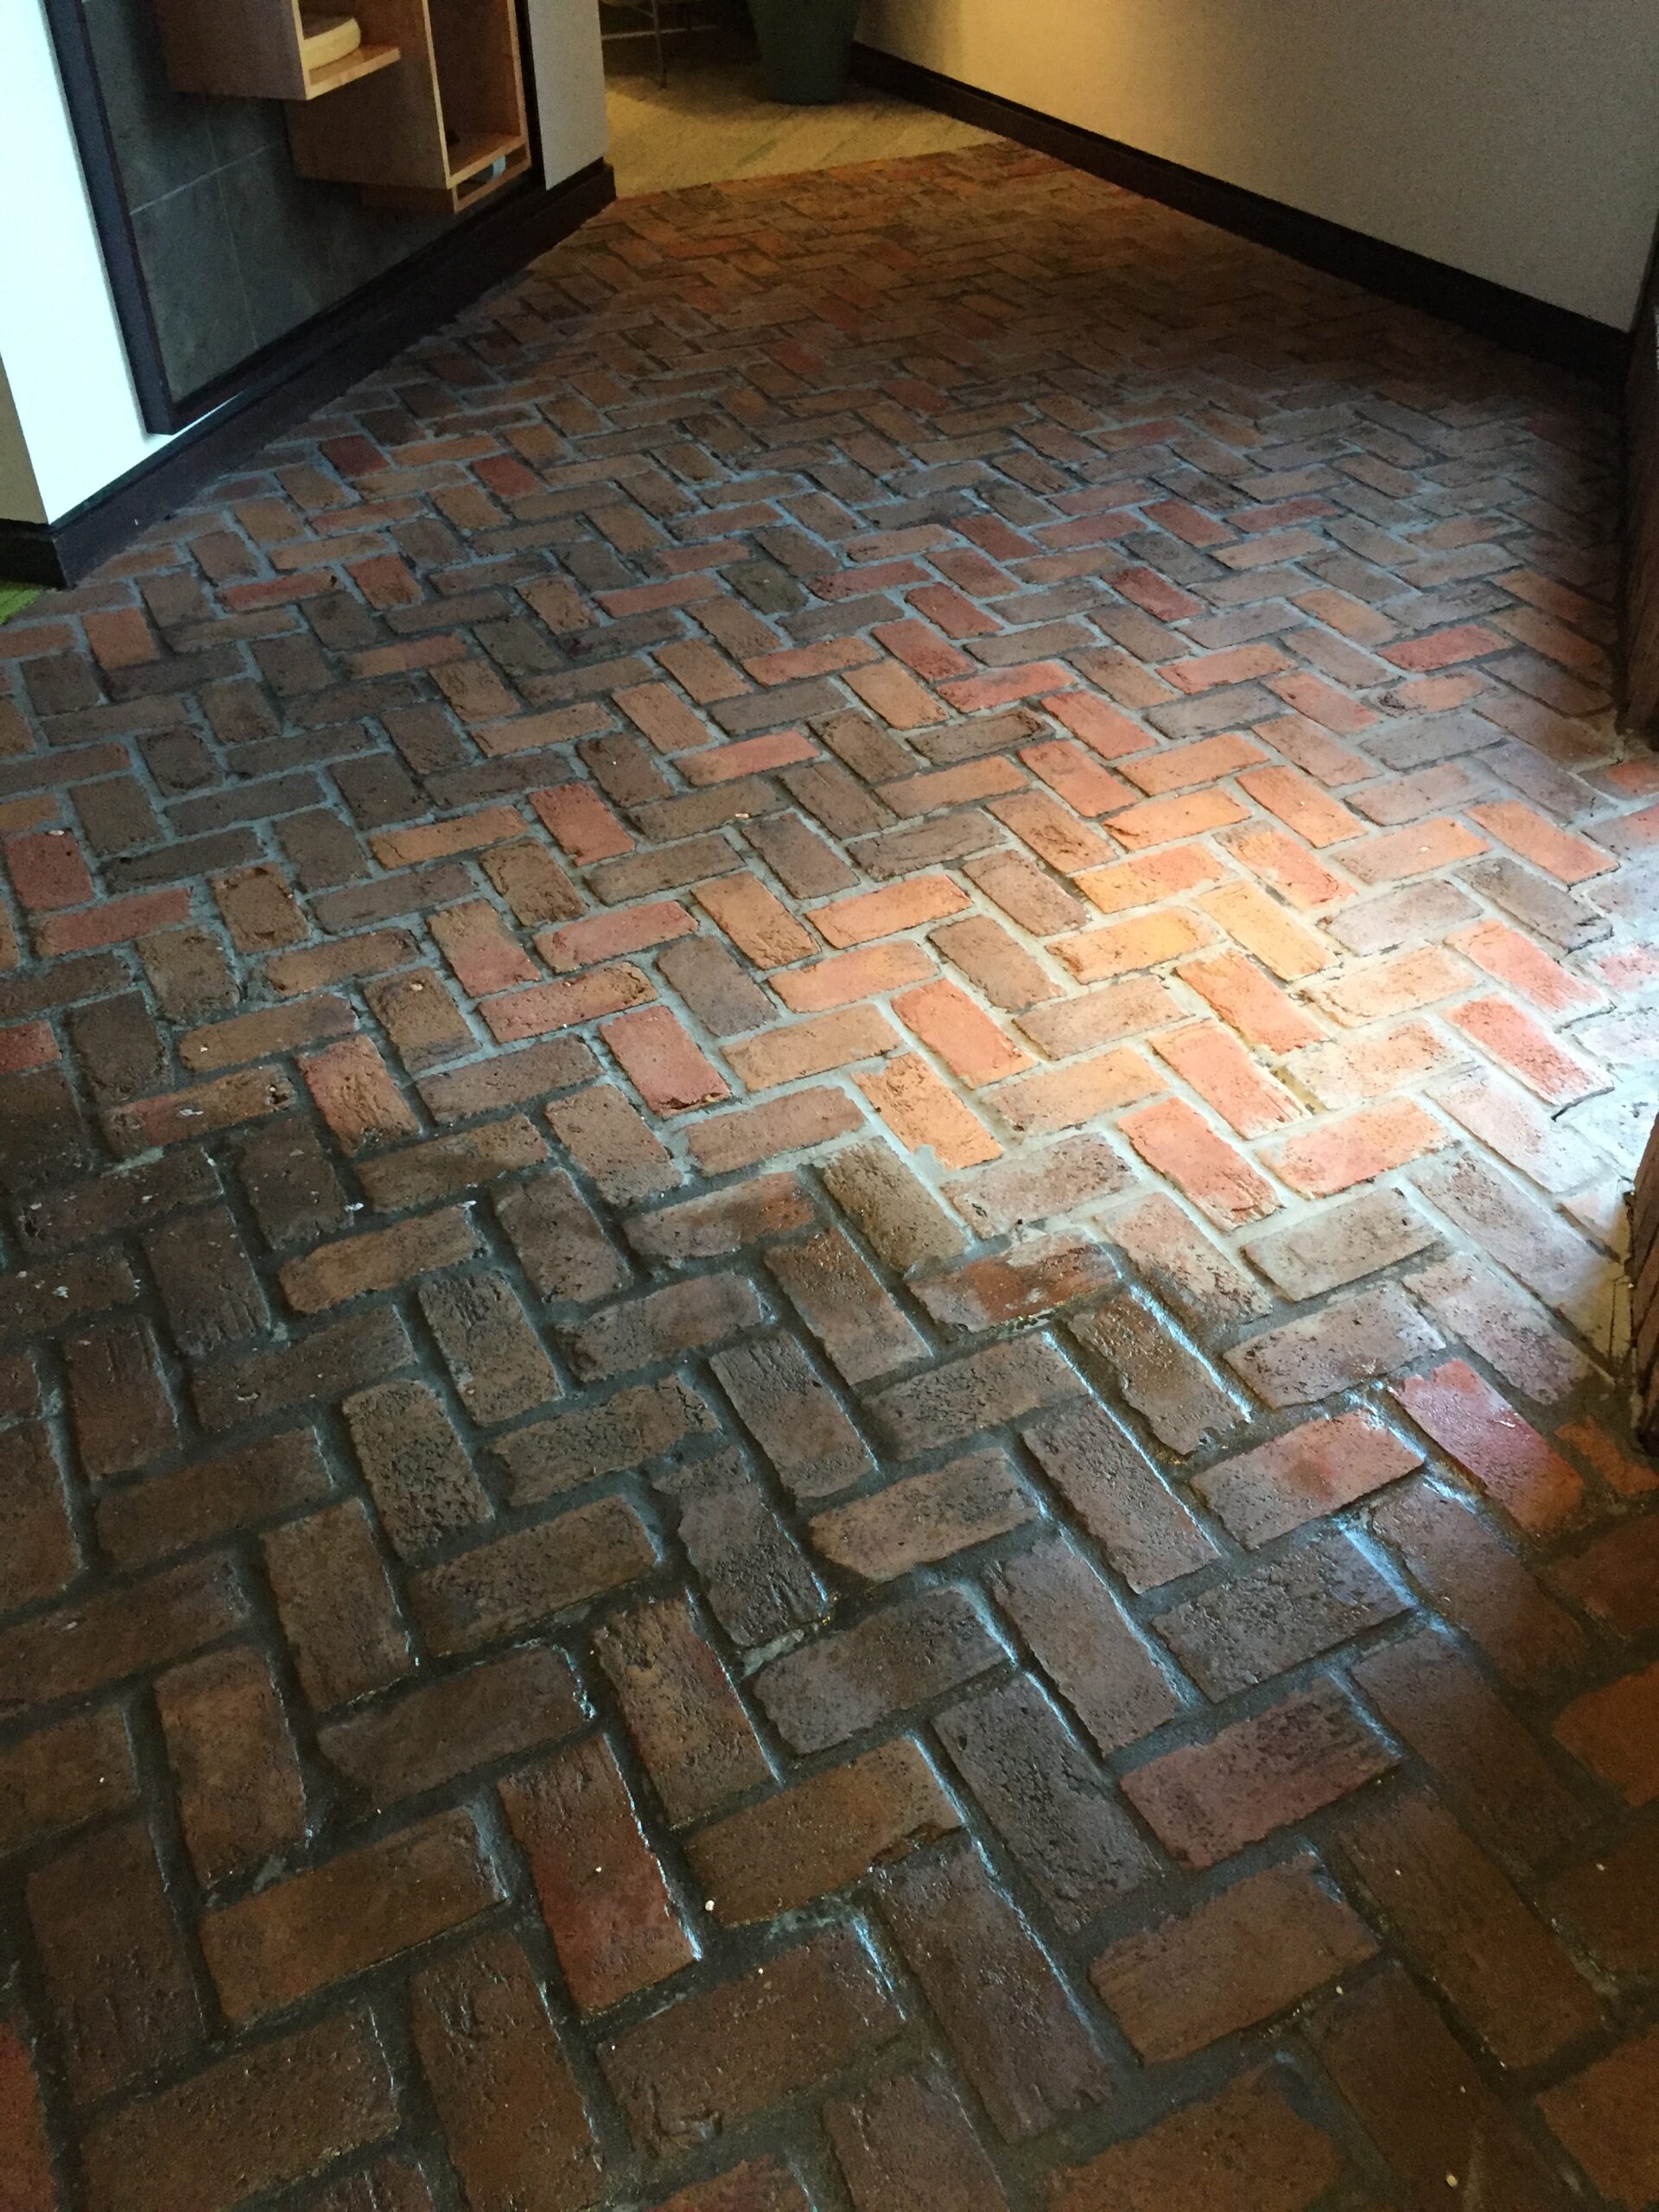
[
  {"xmin": 1344, "ymin": 817, "xmax": 1488, "ymax": 884},
  {"xmin": 1447, "ymin": 919, "xmax": 1604, "ymax": 1015},
  {"xmin": 1053, "ymin": 912, "xmax": 1209, "ymax": 982},
  {"xmin": 1382, "ymin": 624, "xmax": 1507, "ymax": 671},
  {"xmin": 892, "ymin": 980, "xmax": 1033, "ymax": 1088},
  {"xmin": 679, "ymin": 732, "xmax": 818, "ymax": 786},
  {"xmin": 369, "ymin": 807, "xmax": 524, "ymax": 868},
  {"xmin": 1074, "ymin": 847, "xmax": 1230, "ymax": 916},
  {"xmin": 600, "ymin": 1006, "xmax": 729, "ymax": 1115},
  {"xmin": 106, "ymin": 1066, "xmax": 296, "ymax": 1156},
  {"xmin": 938, "ymin": 661, "xmax": 1077, "ymax": 713},
  {"xmin": 1444, "ymin": 997, "xmax": 1607, "ymax": 1107},
  {"xmin": 36, "ymin": 887, "xmax": 191, "ymax": 957},
  {"xmin": 1162, "ymin": 644, "xmax": 1288, "ymax": 694},
  {"xmin": 994, "ymin": 1048, "xmax": 1162, "ymax": 1132},
  {"xmin": 1282, "ymin": 1020, "xmax": 1452, "ymax": 1109},
  {"xmin": 1224, "ymin": 828, "xmax": 1351, "ymax": 910},
  {"xmin": 1395, "ymin": 1360, "xmax": 1585, "ymax": 1537},
  {"xmin": 725, "ymin": 1006, "xmax": 899, "ymax": 1090},
  {"xmin": 1107, "ymin": 790, "xmax": 1250, "ymax": 849},
  {"xmin": 772, "ymin": 944, "xmax": 934, "ymax": 1012},
  {"xmin": 537, "ymin": 901, "xmax": 697, "ymax": 973},
  {"xmin": 878, "ymin": 759, "xmax": 1027, "ymax": 817},
  {"xmin": 301, "ymin": 1036, "xmax": 419, "ymax": 1153},
  {"xmin": 1043, "ymin": 691, "xmax": 1154, "ymax": 760},
  {"xmin": 810, "ymin": 876, "xmax": 970, "ymax": 948},
  {"xmin": 530, "ymin": 785, "xmax": 632, "ymax": 861},
  {"xmin": 1465, "ymin": 801, "xmax": 1615, "ymax": 886},
  {"xmin": 842, "ymin": 658, "xmax": 949, "ymax": 728},
  {"xmin": 988, "ymin": 790, "xmax": 1116, "ymax": 874},
  {"xmin": 1154, "ymin": 1023, "xmax": 1303, "ymax": 1138},
  {"xmin": 855, "ymin": 1052, "xmax": 1001, "ymax": 1168},
  {"xmin": 615, "ymin": 683, "xmax": 712, "ymax": 753},
  {"xmin": 746, "ymin": 637, "xmax": 881, "ymax": 685},
  {"xmin": 696, "ymin": 877, "xmax": 818, "ymax": 967},
  {"xmin": 1119, "ymin": 1097, "xmax": 1280, "ymax": 1228},
  {"xmin": 1199, "ymin": 883, "xmax": 1330, "ymax": 981},
  {"xmin": 1311, "ymin": 944, "xmax": 1472, "ymax": 1027},
  {"xmin": 1235, "ymin": 766, "xmax": 1363, "ymax": 847},
  {"xmin": 1267, "ymin": 1100, "xmax": 1450, "ymax": 1198},
  {"xmin": 428, "ymin": 903, "xmax": 539, "ymax": 996},
  {"xmin": 480, "ymin": 964, "xmax": 655, "ymax": 1044},
  {"xmin": 1265, "ymin": 671, "xmax": 1378, "ymax": 733},
  {"xmin": 1018, "ymin": 741, "xmax": 1137, "ymax": 817},
  {"xmin": 1120, "ymin": 734, "xmax": 1265, "ymax": 796},
  {"xmin": 1175, "ymin": 954, "xmax": 1323, "ymax": 1053}
]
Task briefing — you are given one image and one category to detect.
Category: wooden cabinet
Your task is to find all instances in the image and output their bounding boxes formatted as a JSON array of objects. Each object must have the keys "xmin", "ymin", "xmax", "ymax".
[
  {"xmin": 150, "ymin": 0, "xmax": 403, "ymax": 103},
  {"xmin": 285, "ymin": 0, "xmax": 530, "ymax": 213}
]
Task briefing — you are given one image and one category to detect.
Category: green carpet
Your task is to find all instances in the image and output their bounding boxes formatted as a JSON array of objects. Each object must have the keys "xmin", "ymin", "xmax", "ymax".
[{"xmin": 0, "ymin": 583, "xmax": 39, "ymax": 626}]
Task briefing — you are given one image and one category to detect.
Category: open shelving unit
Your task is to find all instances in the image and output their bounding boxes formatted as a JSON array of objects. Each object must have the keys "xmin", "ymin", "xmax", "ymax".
[
  {"xmin": 284, "ymin": 0, "xmax": 530, "ymax": 213},
  {"xmin": 150, "ymin": 0, "xmax": 403, "ymax": 103}
]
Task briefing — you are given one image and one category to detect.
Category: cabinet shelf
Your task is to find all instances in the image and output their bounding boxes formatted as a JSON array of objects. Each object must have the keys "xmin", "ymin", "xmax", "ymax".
[
  {"xmin": 151, "ymin": 0, "xmax": 403, "ymax": 103},
  {"xmin": 285, "ymin": 0, "xmax": 529, "ymax": 213}
]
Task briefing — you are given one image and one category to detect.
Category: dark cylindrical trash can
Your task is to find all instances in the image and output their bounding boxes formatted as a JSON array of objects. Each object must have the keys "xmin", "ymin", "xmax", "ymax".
[{"xmin": 748, "ymin": 0, "xmax": 861, "ymax": 103}]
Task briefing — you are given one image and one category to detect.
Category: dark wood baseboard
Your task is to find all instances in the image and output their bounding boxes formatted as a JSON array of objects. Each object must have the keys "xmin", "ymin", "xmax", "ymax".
[
  {"xmin": 851, "ymin": 44, "xmax": 1630, "ymax": 386},
  {"xmin": 0, "ymin": 158, "xmax": 615, "ymax": 590}
]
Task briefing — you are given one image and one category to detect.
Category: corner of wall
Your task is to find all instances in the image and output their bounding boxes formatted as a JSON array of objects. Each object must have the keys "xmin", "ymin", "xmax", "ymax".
[{"xmin": 0, "ymin": 359, "xmax": 48, "ymax": 528}]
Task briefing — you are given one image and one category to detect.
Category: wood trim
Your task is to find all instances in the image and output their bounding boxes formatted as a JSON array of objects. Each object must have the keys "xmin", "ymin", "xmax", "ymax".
[
  {"xmin": 0, "ymin": 158, "xmax": 614, "ymax": 590},
  {"xmin": 1623, "ymin": 245, "xmax": 1659, "ymax": 734},
  {"xmin": 849, "ymin": 43, "xmax": 1630, "ymax": 386}
]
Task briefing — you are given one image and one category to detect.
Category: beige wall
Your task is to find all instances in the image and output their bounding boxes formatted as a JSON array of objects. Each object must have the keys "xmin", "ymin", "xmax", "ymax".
[
  {"xmin": 860, "ymin": 0, "xmax": 1659, "ymax": 330},
  {"xmin": 0, "ymin": 361, "xmax": 45, "ymax": 528}
]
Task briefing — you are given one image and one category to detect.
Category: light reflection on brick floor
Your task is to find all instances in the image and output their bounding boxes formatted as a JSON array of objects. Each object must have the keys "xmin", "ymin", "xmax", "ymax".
[{"xmin": 2, "ymin": 142, "xmax": 1657, "ymax": 2212}]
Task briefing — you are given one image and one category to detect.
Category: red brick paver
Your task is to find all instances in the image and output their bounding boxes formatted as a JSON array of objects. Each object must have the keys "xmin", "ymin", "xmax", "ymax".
[{"xmin": 0, "ymin": 140, "xmax": 1653, "ymax": 2212}]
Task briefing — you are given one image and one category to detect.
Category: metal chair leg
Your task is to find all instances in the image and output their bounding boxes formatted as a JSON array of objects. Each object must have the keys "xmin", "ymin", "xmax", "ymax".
[{"xmin": 653, "ymin": 0, "xmax": 667, "ymax": 86}]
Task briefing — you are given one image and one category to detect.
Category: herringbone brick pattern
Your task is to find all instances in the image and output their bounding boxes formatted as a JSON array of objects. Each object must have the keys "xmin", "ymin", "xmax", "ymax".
[{"xmin": 3, "ymin": 142, "xmax": 1658, "ymax": 2212}]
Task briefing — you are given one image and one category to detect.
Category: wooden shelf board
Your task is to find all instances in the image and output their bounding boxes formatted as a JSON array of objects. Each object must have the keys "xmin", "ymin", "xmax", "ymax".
[
  {"xmin": 301, "ymin": 38, "xmax": 402, "ymax": 96},
  {"xmin": 445, "ymin": 130, "xmax": 525, "ymax": 186}
]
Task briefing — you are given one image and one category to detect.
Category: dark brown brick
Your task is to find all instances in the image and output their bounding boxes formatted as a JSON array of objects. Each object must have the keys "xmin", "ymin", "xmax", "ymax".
[
  {"xmin": 754, "ymin": 1586, "xmax": 1005, "ymax": 1753},
  {"xmin": 409, "ymin": 1932, "xmax": 604, "ymax": 2212},
  {"xmin": 766, "ymin": 1226, "xmax": 927, "ymax": 1385},
  {"xmin": 1334, "ymin": 1789, "xmax": 1602, "ymax": 2068},
  {"xmin": 280, "ymin": 1204, "xmax": 480, "ymax": 1315},
  {"xmin": 1091, "ymin": 1855, "xmax": 1376, "ymax": 2061},
  {"xmin": 823, "ymin": 2062, "xmax": 1011, "ymax": 2212},
  {"xmin": 194, "ymin": 1306, "xmax": 413, "ymax": 1431},
  {"xmin": 79, "ymin": 2010, "xmax": 397, "ymax": 2212},
  {"xmin": 419, "ymin": 1035, "xmax": 599, "ymax": 1122},
  {"xmin": 418, "ymin": 1265, "xmax": 561, "ymax": 1424},
  {"xmin": 493, "ymin": 1376, "xmax": 717, "ymax": 1503},
  {"xmin": 0, "ymin": 1554, "xmax": 247, "ymax": 1719},
  {"xmin": 992, "ymin": 1535, "xmax": 1181, "ymax": 1752},
  {"xmin": 409, "ymin": 1495, "xmax": 658, "ymax": 1654},
  {"xmin": 658, "ymin": 1450, "xmax": 826, "ymax": 1649},
  {"xmin": 341, "ymin": 1377, "xmax": 492, "ymax": 1558},
  {"xmin": 0, "ymin": 1704, "xmax": 136, "ymax": 1853},
  {"xmin": 1302, "ymin": 1965, "xmax": 1574, "ymax": 2212},
  {"xmin": 63, "ymin": 1317, "xmax": 177, "ymax": 1478},
  {"xmin": 710, "ymin": 1332, "xmax": 873, "ymax": 1500},
  {"xmin": 236, "ymin": 1118, "xmax": 351, "ymax": 1248},
  {"xmin": 28, "ymin": 1817, "xmax": 202, "ymax": 2100},
  {"xmin": 200, "ymin": 1808, "xmax": 501, "ymax": 2019},
  {"xmin": 867, "ymin": 1334, "xmax": 1084, "ymax": 1457},
  {"xmin": 1351, "ymin": 1629, "xmax": 1594, "ymax": 1873},
  {"xmin": 592, "ymin": 1595, "xmax": 772, "ymax": 1825},
  {"xmin": 1021, "ymin": 1399, "xmax": 1218, "ymax": 1591},
  {"xmin": 689, "ymin": 1739, "xmax": 959, "ymax": 1923},
  {"xmin": 880, "ymin": 1839, "xmax": 1111, "ymax": 2142},
  {"xmin": 1150, "ymin": 1529, "xmax": 1405, "ymax": 1697},
  {"xmin": 938, "ymin": 1674, "xmax": 1157, "ymax": 1929},
  {"xmin": 66, "ymin": 991, "xmax": 167, "ymax": 1107},
  {"xmin": 502, "ymin": 1735, "xmax": 698, "ymax": 2009},
  {"xmin": 546, "ymin": 1081, "xmax": 679, "ymax": 1204},
  {"xmin": 145, "ymin": 1203, "xmax": 270, "ymax": 1356},
  {"xmin": 98, "ymin": 1427, "xmax": 329, "ymax": 1565},
  {"xmin": 264, "ymin": 1498, "xmax": 414, "ymax": 1709},
  {"xmin": 154, "ymin": 1644, "xmax": 308, "ymax": 1886},
  {"xmin": 1123, "ymin": 1687, "xmax": 1396, "ymax": 1869},
  {"xmin": 495, "ymin": 1170, "xmax": 629, "ymax": 1303},
  {"xmin": 626, "ymin": 1174, "xmax": 813, "ymax": 1267},
  {"xmin": 15, "ymin": 1146, "xmax": 219, "ymax": 1255},
  {"xmin": 321, "ymin": 1643, "xmax": 584, "ymax": 1804},
  {"xmin": 567, "ymin": 1275, "xmax": 764, "ymax": 1380},
  {"xmin": 820, "ymin": 1138, "xmax": 967, "ymax": 1272},
  {"xmin": 601, "ymin": 1926, "xmax": 906, "ymax": 2156},
  {"xmin": 0, "ymin": 1418, "xmax": 78, "ymax": 1609},
  {"xmin": 810, "ymin": 1449, "xmax": 1035, "ymax": 1580},
  {"xmin": 1048, "ymin": 2068, "xmax": 1344, "ymax": 2212},
  {"xmin": 1546, "ymin": 1823, "xmax": 1659, "ymax": 1974}
]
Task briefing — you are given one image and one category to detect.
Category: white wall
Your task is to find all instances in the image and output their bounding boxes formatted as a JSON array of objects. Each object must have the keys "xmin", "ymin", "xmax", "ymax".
[
  {"xmin": 0, "ymin": 0, "xmax": 609, "ymax": 527},
  {"xmin": 861, "ymin": 0, "xmax": 1659, "ymax": 331}
]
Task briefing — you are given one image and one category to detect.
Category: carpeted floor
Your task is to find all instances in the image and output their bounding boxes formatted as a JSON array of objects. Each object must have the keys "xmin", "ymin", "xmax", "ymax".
[{"xmin": 2, "ymin": 140, "xmax": 1656, "ymax": 2212}]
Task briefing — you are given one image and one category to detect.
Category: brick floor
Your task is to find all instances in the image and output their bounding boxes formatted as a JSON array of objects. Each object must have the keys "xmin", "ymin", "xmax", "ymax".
[{"xmin": 2, "ymin": 142, "xmax": 1656, "ymax": 2212}]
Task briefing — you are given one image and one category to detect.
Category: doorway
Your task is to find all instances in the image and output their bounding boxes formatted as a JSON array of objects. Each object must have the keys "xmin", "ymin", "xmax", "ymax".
[{"xmin": 595, "ymin": 0, "xmax": 991, "ymax": 197}]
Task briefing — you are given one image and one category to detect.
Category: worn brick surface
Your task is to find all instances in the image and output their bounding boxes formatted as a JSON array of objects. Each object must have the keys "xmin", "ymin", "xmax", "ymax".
[{"xmin": 0, "ymin": 133, "xmax": 1651, "ymax": 2212}]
